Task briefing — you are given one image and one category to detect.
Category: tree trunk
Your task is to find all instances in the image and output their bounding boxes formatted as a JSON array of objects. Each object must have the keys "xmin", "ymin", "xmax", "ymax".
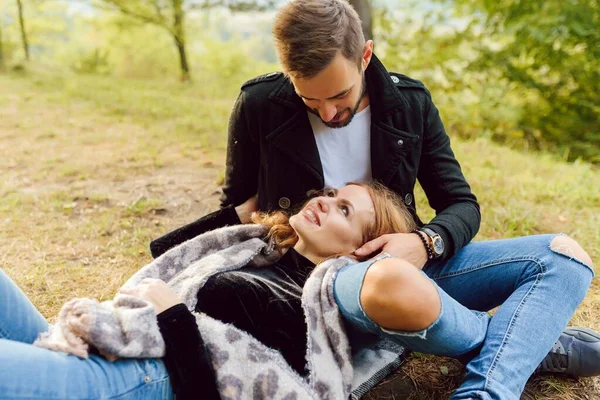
[
  {"xmin": 348, "ymin": 0, "xmax": 373, "ymax": 40},
  {"xmin": 16, "ymin": 0, "xmax": 30, "ymax": 61},
  {"xmin": 0, "ymin": 24, "xmax": 5, "ymax": 70},
  {"xmin": 174, "ymin": 37, "xmax": 190, "ymax": 81},
  {"xmin": 172, "ymin": 0, "xmax": 190, "ymax": 81}
]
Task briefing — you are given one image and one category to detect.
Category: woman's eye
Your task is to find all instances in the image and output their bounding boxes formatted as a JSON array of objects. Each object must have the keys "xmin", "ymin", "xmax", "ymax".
[
  {"xmin": 326, "ymin": 189, "xmax": 336, "ymax": 197},
  {"xmin": 340, "ymin": 205, "xmax": 349, "ymax": 217}
]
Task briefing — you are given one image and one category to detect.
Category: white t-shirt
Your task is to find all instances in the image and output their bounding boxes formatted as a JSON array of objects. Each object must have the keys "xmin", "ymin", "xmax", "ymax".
[{"xmin": 308, "ymin": 105, "xmax": 372, "ymax": 189}]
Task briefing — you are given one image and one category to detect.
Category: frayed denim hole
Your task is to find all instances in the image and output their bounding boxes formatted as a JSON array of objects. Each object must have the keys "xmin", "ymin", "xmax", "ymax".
[
  {"xmin": 548, "ymin": 234, "xmax": 595, "ymax": 276},
  {"xmin": 355, "ymin": 253, "xmax": 393, "ymax": 329},
  {"xmin": 379, "ymin": 277, "xmax": 445, "ymax": 340}
]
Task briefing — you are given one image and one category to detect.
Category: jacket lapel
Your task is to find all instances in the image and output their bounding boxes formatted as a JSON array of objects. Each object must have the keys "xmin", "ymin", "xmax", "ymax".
[
  {"xmin": 367, "ymin": 55, "xmax": 413, "ymax": 186},
  {"xmin": 266, "ymin": 76, "xmax": 324, "ymax": 187}
]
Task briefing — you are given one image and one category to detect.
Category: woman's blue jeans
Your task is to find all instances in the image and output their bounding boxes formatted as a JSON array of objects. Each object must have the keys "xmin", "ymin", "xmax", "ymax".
[
  {"xmin": 334, "ymin": 234, "xmax": 595, "ymax": 400},
  {"xmin": 0, "ymin": 268, "xmax": 173, "ymax": 399}
]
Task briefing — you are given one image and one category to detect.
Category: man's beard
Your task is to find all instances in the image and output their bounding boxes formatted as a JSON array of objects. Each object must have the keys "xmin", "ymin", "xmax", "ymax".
[{"xmin": 312, "ymin": 75, "xmax": 367, "ymax": 129}]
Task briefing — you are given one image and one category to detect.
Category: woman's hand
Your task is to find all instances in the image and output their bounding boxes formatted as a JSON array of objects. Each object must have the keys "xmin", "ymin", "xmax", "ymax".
[
  {"xmin": 118, "ymin": 279, "xmax": 183, "ymax": 315},
  {"xmin": 354, "ymin": 233, "xmax": 429, "ymax": 269}
]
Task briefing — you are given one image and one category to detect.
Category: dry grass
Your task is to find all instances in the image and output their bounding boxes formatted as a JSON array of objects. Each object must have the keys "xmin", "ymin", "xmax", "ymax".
[{"xmin": 1, "ymin": 70, "xmax": 599, "ymax": 399}]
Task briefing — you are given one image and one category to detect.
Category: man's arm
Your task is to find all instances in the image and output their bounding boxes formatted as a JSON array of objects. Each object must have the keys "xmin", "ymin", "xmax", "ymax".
[
  {"xmin": 417, "ymin": 93, "xmax": 481, "ymax": 259},
  {"xmin": 220, "ymin": 90, "xmax": 260, "ymax": 209},
  {"xmin": 149, "ymin": 206, "xmax": 241, "ymax": 258}
]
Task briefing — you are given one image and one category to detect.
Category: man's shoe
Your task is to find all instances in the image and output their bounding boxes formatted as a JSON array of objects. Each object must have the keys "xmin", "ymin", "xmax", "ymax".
[{"xmin": 536, "ymin": 326, "xmax": 600, "ymax": 377}]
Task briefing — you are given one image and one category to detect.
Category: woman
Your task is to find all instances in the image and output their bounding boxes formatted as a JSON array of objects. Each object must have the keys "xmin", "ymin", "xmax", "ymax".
[
  {"xmin": 0, "ymin": 181, "xmax": 415, "ymax": 400},
  {"xmin": 152, "ymin": 189, "xmax": 599, "ymax": 400}
]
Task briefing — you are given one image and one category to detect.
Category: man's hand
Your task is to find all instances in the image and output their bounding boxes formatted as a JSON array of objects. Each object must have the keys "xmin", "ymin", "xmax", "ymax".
[
  {"xmin": 235, "ymin": 194, "xmax": 258, "ymax": 224},
  {"xmin": 354, "ymin": 233, "xmax": 429, "ymax": 269},
  {"xmin": 118, "ymin": 279, "xmax": 183, "ymax": 315}
]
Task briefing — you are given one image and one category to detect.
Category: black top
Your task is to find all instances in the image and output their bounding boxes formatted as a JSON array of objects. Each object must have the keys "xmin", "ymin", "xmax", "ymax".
[{"xmin": 154, "ymin": 207, "xmax": 315, "ymax": 400}]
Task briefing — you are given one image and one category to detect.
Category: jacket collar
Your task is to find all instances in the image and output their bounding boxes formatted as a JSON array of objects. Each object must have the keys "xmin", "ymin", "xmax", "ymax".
[{"xmin": 268, "ymin": 53, "xmax": 409, "ymax": 117}]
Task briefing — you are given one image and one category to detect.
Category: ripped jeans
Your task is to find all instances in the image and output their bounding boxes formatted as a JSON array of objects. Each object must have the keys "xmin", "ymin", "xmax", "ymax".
[{"xmin": 333, "ymin": 235, "xmax": 595, "ymax": 400}]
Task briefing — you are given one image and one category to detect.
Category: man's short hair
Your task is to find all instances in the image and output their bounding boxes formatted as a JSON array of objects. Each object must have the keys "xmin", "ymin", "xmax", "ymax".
[{"xmin": 273, "ymin": 0, "xmax": 366, "ymax": 79}]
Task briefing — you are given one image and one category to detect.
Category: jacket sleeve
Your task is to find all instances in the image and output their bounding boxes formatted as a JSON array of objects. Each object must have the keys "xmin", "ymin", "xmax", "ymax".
[
  {"xmin": 157, "ymin": 304, "xmax": 220, "ymax": 400},
  {"xmin": 219, "ymin": 91, "xmax": 260, "ymax": 209},
  {"xmin": 149, "ymin": 205, "xmax": 241, "ymax": 258},
  {"xmin": 418, "ymin": 94, "xmax": 481, "ymax": 259}
]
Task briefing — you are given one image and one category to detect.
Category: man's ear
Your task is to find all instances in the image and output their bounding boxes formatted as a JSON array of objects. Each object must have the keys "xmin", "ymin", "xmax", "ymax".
[{"xmin": 362, "ymin": 40, "xmax": 374, "ymax": 70}]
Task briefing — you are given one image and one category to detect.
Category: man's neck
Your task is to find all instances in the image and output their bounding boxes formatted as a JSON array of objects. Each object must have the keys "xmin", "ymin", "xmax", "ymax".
[{"xmin": 356, "ymin": 92, "xmax": 370, "ymax": 114}]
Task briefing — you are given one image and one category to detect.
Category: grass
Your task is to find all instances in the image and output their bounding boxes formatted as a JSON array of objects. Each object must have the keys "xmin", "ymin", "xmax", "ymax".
[{"xmin": 1, "ymin": 68, "xmax": 598, "ymax": 399}]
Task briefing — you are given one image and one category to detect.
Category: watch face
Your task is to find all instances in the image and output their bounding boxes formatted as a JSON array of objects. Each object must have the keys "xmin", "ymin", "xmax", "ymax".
[{"xmin": 432, "ymin": 237, "xmax": 444, "ymax": 255}]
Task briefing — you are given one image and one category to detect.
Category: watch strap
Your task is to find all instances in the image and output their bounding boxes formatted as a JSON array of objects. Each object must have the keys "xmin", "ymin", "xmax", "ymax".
[{"xmin": 421, "ymin": 227, "xmax": 444, "ymax": 258}]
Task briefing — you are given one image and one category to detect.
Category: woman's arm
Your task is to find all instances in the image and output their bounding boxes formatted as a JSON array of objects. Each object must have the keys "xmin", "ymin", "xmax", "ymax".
[{"xmin": 157, "ymin": 304, "xmax": 220, "ymax": 400}]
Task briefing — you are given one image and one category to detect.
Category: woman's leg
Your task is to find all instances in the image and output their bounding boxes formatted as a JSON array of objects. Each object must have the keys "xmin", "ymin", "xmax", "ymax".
[
  {"xmin": 424, "ymin": 234, "xmax": 594, "ymax": 400},
  {"xmin": 0, "ymin": 338, "xmax": 173, "ymax": 400},
  {"xmin": 0, "ymin": 268, "xmax": 49, "ymax": 343}
]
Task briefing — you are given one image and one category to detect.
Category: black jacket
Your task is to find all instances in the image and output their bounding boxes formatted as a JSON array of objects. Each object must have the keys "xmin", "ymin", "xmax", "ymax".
[{"xmin": 220, "ymin": 54, "xmax": 480, "ymax": 259}]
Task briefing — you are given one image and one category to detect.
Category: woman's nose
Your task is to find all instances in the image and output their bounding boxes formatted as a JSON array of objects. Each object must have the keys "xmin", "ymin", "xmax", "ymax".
[{"xmin": 317, "ymin": 197, "xmax": 333, "ymax": 213}]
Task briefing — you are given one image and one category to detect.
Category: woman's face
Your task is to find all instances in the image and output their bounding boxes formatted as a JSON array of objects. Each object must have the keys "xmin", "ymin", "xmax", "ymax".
[{"xmin": 289, "ymin": 184, "xmax": 375, "ymax": 259}]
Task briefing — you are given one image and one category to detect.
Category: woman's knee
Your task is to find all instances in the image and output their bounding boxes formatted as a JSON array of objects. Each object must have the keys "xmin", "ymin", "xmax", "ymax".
[{"xmin": 360, "ymin": 258, "xmax": 441, "ymax": 331}]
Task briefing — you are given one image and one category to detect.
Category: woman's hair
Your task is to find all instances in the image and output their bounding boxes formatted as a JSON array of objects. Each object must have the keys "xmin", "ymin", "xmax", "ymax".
[{"xmin": 251, "ymin": 181, "xmax": 416, "ymax": 258}]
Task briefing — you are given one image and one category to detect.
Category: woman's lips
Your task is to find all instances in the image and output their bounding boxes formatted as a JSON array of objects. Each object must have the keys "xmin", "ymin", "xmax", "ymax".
[{"xmin": 302, "ymin": 207, "xmax": 321, "ymax": 226}]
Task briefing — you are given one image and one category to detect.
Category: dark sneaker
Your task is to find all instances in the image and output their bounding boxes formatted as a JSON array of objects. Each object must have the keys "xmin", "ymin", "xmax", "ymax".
[{"xmin": 536, "ymin": 326, "xmax": 600, "ymax": 377}]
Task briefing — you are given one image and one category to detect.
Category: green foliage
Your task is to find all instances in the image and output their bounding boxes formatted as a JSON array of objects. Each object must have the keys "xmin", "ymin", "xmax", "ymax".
[
  {"xmin": 447, "ymin": 0, "xmax": 600, "ymax": 162},
  {"xmin": 375, "ymin": 4, "xmax": 521, "ymax": 149},
  {"xmin": 376, "ymin": 0, "xmax": 599, "ymax": 163},
  {"xmin": 71, "ymin": 48, "xmax": 111, "ymax": 75}
]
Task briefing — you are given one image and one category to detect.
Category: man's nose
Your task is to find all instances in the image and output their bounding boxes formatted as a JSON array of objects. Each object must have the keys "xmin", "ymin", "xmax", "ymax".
[{"xmin": 319, "ymin": 103, "xmax": 337, "ymax": 122}]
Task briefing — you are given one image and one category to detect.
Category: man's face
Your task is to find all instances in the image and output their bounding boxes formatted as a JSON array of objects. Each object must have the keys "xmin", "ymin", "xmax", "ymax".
[{"xmin": 291, "ymin": 50, "xmax": 370, "ymax": 128}]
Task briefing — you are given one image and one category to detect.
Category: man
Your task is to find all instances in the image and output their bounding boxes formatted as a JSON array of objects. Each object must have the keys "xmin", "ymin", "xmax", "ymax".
[{"xmin": 152, "ymin": 0, "xmax": 599, "ymax": 398}]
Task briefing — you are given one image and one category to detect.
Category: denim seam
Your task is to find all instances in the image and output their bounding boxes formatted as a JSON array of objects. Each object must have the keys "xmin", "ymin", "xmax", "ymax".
[
  {"xmin": 483, "ymin": 258, "xmax": 546, "ymax": 391},
  {"xmin": 0, "ymin": 325, "xmax": 12, "ymax": 340},
  {"xmin": 109, "ymin": 376, "xmax": 172, "ymax": 400},
  {"xmin": 431, "ymin": 256, "xmax": 545, "ymax": 281}
]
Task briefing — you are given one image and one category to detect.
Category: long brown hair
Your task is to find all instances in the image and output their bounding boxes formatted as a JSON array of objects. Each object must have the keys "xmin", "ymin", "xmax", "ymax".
[{"xmin": 251, "ymin": 182, "xmax": 416, "ymax": 257}]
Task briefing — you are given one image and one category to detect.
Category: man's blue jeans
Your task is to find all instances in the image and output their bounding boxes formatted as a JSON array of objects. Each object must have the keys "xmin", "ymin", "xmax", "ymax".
[
  {"xmin": 0, "ymin": 268, "xmax": 173, "ymax": 399},
  {"xmin": 334, "ymin": 234, "xmax": 595, "ymax": 400}
]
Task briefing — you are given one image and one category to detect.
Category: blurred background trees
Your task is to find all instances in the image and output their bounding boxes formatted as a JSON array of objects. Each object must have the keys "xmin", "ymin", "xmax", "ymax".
[{"xmin": 0, "ymin": 0, "xmax": 597, "ymax": 162}]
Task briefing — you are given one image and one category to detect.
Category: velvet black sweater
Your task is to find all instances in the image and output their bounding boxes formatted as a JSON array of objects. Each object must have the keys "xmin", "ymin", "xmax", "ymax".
[{"xmin": 154, "ymin": 207, "xmax": 315, "ymax": 400}]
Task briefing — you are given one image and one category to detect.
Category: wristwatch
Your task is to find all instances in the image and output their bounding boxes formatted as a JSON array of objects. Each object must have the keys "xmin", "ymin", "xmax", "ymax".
[{"xmin": 421, "ymin": 227, "xmax": 445, "ymax": 259}]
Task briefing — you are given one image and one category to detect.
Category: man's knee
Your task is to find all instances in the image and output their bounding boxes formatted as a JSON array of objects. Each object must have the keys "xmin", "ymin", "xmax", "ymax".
[
  {"xmin": 550, "ymin": 236, "xmax": 594, "ymax": 269},
  {"xmin": 360, "ymin": 258, "xmax": 440, "ymax": 331}
]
